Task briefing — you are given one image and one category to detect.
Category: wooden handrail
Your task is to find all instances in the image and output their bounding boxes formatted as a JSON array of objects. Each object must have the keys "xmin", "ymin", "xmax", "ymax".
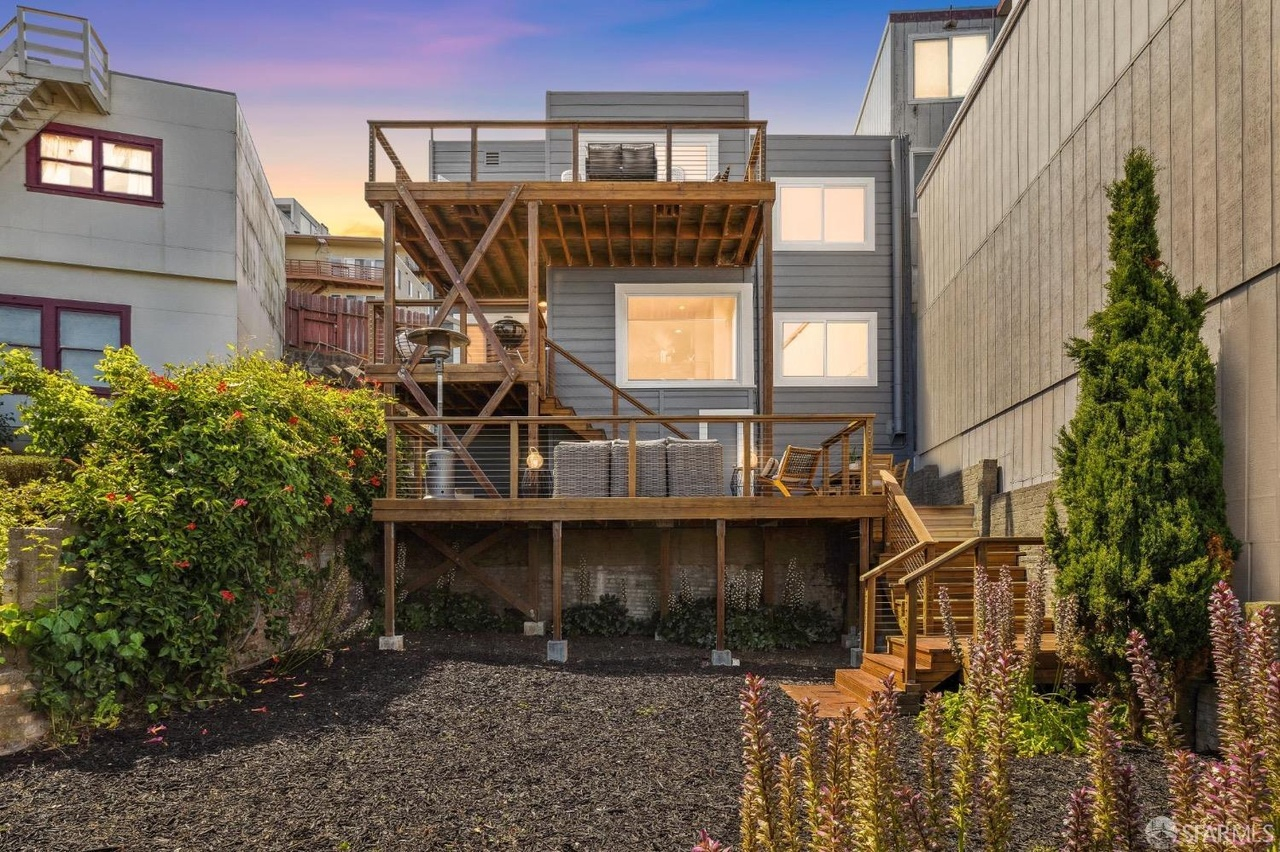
[
  {"xmin": 898, "ymin": 536, "xmax": 1045, "ymax": 587},
  {"xmin": 859, "ymin": 540, "xmax": 930, "ymax": 583},
  {"xmin": 895, "ymin": 534, "xmax": 1044, "ymax": 686},
  {"xmin": 543, "ymin": 336, "xmax": 689, "ymax": 439}
]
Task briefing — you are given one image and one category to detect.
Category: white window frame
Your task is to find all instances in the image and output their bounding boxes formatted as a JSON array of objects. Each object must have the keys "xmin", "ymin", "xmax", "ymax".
[
  {"xmin": 772, "ymin": 177, "xmax": 876, "ymax": 252},
  {"xmin": 909, "ymin": 148, "xmax": 936, "ymax": 215},
  {"xmin": 773, "ymin": 311, "xmax": 878, "ymax": 388},
  {"xmin": 614, "ymin": 282, "xmax": 754, "ymax": 389},
  {"xmin": 578, "ymin": 131, "xmax": 719, "ymax": 181},
  {"xmin": 908, "ymin": 32, "xmax": 990, "ymax": 103}
]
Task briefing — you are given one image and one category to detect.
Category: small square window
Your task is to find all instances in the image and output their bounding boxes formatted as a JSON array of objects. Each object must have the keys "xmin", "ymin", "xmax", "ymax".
[
  {"xmin": 912, "ymin": 33, "xmax": 990, "ymax": 101},
  {"xmin": 774, "ymin": 178, "xmax": 875, "ymax": 251},
  {"xmin": 775, "ymin": 312, "xmax": 877, "ymax": 387}
]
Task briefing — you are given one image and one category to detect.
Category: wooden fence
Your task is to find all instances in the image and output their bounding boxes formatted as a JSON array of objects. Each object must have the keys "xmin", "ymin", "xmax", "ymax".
[{"xmin": 285, "ymin": 291, "xmax": 428, "ymax": 361}]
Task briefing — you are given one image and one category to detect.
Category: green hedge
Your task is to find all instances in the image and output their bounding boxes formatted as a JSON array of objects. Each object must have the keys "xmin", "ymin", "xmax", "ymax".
[{"xmin": 0, "ymin": 453, "xmax": 57, "ymax": 487}]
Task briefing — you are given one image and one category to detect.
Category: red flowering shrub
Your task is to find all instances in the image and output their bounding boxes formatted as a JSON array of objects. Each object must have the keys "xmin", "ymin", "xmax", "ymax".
[{"xmin": 0, "ymin": 347, "xmax": 384, "ymax": 729}]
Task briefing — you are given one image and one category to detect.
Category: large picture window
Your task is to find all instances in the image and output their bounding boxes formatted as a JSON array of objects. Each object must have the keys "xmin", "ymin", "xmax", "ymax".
[
  {"xmin": 774, "ymin": 312, "xmax": 877, "ymax": 387},
  {"xmin": 774, "ymin": 178, "xmax": 875, "ymax": 251},
  {"xmin": 615, "ymin": 283, "xmax": 752, "ymax": 387},
  {"xmin": 0, "ymin": 295, "xmax": 129, "ymax": 389},
  {"xmin": 912, "ymin": 33, "xmax": 989, "ymax": 100},
  {"xmin": 26, "ymin": 123, "xmax": 163, "ymax": 205}
]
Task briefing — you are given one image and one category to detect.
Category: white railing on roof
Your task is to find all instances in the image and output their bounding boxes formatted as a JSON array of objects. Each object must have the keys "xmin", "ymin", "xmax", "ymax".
[{"xmin": 0, "ymin": 7, "xmax": 109, "ymax": 112}]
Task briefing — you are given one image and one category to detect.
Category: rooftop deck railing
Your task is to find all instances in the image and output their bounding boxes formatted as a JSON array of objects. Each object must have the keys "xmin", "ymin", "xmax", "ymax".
[
  {"xmin": 368, "ymin": 118, "xmax": 768, "ymax": 184},
  {"xmin": 383, "ymin": 413, "xmax": 875, "ymax": 502},
  {"xmin": 0, "ymin": 7, "xmax": 109, "ymax": 112}
]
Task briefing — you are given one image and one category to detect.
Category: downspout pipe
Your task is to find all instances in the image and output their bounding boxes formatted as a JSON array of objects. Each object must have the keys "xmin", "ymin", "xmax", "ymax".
[{"xmin": 889, "ymin": 136, "xmax": 907, "ymax": 445}]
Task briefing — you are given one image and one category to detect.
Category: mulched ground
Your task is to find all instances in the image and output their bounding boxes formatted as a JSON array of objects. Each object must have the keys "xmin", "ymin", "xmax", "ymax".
[{"xmin": 0, "ymin": 633, "xmax": 1168, "ymax": 851}]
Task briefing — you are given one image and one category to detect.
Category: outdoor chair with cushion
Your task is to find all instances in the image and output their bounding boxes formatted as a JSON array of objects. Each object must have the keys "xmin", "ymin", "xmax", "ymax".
[
  {"xmin": 585, "ymin": 142, "xmax": 658, "ymax": 181},
  {"xmin": 758, "ymin": 446, "xmax": 823, "ymax": 497}
]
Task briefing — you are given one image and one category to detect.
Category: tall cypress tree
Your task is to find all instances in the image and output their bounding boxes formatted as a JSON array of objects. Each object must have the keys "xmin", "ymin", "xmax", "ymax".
[{"xmin": 1046, "ymin": 148, "xmax": 1236, "ymax": 686}]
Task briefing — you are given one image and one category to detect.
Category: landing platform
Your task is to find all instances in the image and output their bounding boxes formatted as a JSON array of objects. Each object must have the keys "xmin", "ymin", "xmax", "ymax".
[{"xmin": 374, "ymin": 495, "xmax": 887, "ymax": 524}]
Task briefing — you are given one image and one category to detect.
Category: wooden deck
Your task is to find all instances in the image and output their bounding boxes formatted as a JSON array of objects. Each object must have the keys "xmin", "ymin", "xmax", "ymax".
[{"xmin": 374, "ymin": 495, "xmax": 886, "ymax": 523}]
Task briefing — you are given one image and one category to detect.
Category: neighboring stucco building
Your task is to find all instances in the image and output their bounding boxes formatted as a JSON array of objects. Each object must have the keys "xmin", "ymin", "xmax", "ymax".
[
  {"xmin": 280, "ymin": 198, "xmax": 427, "ymax": 301},
  {"xmin": 915, "ymin": 0, "xmax": 1280, "ymax": 600},
  {"xmin": 0, "ymin": 7, "xmax": 284, "ymax": 408}
]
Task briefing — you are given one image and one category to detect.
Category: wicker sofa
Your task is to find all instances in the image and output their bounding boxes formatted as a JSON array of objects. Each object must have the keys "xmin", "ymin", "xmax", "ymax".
[{"xmin": 552, "ymin": 438, "xmax": 723, "ymax": 497}]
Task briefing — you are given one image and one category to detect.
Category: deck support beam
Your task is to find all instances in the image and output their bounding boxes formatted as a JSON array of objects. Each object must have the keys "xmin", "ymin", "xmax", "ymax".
[
  {"xmin": 761, "ymin": 527, "xmax": 775, "ymax": 606},
  {"xmin": 715, "ymin": 519, "xmax": 726, "ymax": 652},
  {"xmin": 658, "ymin": 527, "xmax": 672, "ymax": 617},
  {"xmin": 852, "ymin": 518, "xmax": 871, "ymax": 633},
  {"xmin": 551, "ymin": 520, "xmax": 564, "ymax": 647},
  {"xmin": 379, "ymin": 522, "xmax": 403, "ymax": 650},
  {"xmin": 761, "ymin": 200, "xmax": 775, "ymax": 455}
]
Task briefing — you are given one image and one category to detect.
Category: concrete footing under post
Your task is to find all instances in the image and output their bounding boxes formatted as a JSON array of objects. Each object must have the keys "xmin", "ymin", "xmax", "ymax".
[
  {"xmin": 378, "ymin": 635, "xmax": 405, "ymax": 651},
  {"xmin": 547, "ymin": 640, "xmax": 568, "ymax": 662},
  {"xmin": 711, "ymin": 649, "xmax": 737, "ymax": 667}
]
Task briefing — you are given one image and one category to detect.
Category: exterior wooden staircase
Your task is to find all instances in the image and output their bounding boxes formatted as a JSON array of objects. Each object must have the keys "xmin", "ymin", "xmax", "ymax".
[
  {"xmin": 0, "ymin": 9, "xmax": 110, "ymax": 169},
  {"xmin": 539, "ymin": 393, "xmax": 607, "ymax": 442},
  {"xmin": 783, "ymin": 471, "xmax": 1052, "ymax": 717}
]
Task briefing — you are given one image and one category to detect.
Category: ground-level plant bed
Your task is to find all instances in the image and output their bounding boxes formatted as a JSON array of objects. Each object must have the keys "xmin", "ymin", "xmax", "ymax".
[{"xmin": 0, "ymin": 633, "xmax": 1169, "ymax": 851}]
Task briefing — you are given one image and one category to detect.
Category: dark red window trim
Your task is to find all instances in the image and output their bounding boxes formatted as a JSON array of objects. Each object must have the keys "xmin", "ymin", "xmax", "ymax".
[
  {"xmin": 0, "ymin": 294, "xmax": 131, "ymax": 391},
  {"xmin": 25, "ymin": 122, "xmax": 163, "ymax": 207}
]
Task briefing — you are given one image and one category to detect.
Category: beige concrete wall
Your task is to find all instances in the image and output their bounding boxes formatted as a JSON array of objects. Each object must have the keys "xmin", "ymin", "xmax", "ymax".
[
  {"xmin": 916, "ymin": 0, "xmax": 1280, "ymax": 599},
  {"xmin": 234, "ymin": 104, "xmax": 285, "ymax": 357},
  {"xmin": 0, "ymin": 74, "xmax": 284, "ymax": 363}
]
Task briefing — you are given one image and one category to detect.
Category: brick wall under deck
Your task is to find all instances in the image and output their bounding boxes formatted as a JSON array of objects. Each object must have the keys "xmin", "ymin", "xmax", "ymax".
[{"xmin": 400, "ymin": 523, "xmax": 860, "ymax": 625}]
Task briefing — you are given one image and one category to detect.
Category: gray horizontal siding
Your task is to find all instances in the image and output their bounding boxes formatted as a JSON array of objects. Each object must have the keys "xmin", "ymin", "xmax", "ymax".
[
  {"xmin": 546, "ymin": 91, "xmax": 750, "ymax": 120},
  {"xmin": 546, "ymin": 91, "xmax": 750, "ymax": 181},
  {"xmin": 429, "ymin": 140, "xmax": 547, "ymax": 182},
  {"xmin": 548, "ymin": 267, "xmax": 753, "ymax": 428},
  {"xmin": 768, "ymin": 135, "xmax": 898, "ymax": 450}
]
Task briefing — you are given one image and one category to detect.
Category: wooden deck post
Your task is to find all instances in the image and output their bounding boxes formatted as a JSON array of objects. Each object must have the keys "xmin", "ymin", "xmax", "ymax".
[
  {"xmin": 904, "ymin": 579, "xmax": 918, "ymax": 686},
  {"xmin": 715, "ymin": 519, "xmax": 726, "ymax": 652},
  {"xmin": 527, "ymin": 527, "xmax": 540, "ymax": 621},
  {"xmin": 552, "ymin": 520, "xmax": 563, "ymax": 641},
  {"xmin": 658, "ymin": 527, "xmax": 672, "ymax": 616},
  {"xmin": 379, "ymin": 522, "xmax": 403, "ymax": 650},
  {"xmin": 855, "ymin": 517, "xmax": 871, "ymax": 635},
  {"xmin": 760, "ymin": 201, "xmax": 774, "ymax": 456}
]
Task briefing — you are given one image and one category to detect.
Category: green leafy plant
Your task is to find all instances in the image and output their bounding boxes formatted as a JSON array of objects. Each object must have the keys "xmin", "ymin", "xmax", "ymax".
[
  {"xmin": 0, "ymin": 346, "xmax": 384, "ymax": 731},
  {"xmin": 563, "ymin": 593, "xmax": 632, "ymax": 637},
  {"xmin": 655, "ymin": 596, "xmax": 837, "ymax": 651},
  {"xmin": 390, "ymin": 586, "xmax": 518, "ymax": 634},
  {"xmin": 1046, "ymin": 148, "xmax": 1235, "ymax": 693}
]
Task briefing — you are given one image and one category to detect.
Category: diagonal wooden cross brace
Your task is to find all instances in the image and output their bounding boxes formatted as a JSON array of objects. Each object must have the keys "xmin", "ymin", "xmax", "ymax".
[
  {"xmin": 401, "ymin": 527, "xmax": 514, "ymax": 597},
  {"xmin": 396, "ymin": 183, "xmax": 524, "ymax": 379},
  {"xmin": 397, "ymin": 366, "xmax": 500, "ymax": 497},
  {"xmin": 410, "ymin": 526, "xmax": 535, "ymax": 617}
]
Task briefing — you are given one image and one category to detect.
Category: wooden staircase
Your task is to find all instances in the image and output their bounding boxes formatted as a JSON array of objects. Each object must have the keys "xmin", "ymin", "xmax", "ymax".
[
  {"xmin": 784, "ymin": 472, "xmax": 1052, "ymax": 717},
  {"xmin": 538, "ymin": 393, "xmax": 607, "ymax": 442}
]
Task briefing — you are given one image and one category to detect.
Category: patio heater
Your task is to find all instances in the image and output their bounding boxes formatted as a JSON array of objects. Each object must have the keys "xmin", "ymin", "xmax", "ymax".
[{"xmin": 405, "ymin": 325, "xmax": 470, "ymax": 498}]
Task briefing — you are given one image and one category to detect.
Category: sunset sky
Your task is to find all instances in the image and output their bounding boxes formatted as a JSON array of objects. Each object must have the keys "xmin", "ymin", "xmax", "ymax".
[{"xmin": 41, "ymin": 1, "xmax": 986, "ymax": 236}]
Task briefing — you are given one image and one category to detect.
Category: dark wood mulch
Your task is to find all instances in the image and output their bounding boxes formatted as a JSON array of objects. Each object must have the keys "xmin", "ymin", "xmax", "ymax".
[{"xmin": 0, "ymin": 634, "xmax": 1167, "ymax": 851}]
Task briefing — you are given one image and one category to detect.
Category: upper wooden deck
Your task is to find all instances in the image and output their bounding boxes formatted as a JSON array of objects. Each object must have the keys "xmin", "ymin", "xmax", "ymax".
[{"xmin": 364, "ymin": 119, "xmax": 773, "ymax": 300}]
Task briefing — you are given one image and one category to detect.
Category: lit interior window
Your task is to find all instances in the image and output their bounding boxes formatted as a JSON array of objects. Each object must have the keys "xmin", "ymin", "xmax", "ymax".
[{"xmin": 625, "ymin": 295, "xmax": 737, "ymax": 381}]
